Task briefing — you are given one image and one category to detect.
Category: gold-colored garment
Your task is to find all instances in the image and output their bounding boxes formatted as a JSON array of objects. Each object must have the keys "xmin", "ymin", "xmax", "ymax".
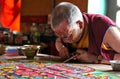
[
  {"xmin": 72, "ymin": 25, "xmax": 89, "ymax": 49},
  {"xmin": 101, "ymin": 43, "xmax": 113, "ymax": 50}
]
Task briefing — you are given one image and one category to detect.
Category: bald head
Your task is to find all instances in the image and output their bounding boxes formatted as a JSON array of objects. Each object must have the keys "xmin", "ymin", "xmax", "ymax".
[{"xmin": 51, "ymin": 2, "xmax": 83, "ymax": 28}]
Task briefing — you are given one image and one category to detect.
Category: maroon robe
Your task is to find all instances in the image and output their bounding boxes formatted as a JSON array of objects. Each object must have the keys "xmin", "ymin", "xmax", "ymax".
[{"xmin": 83, "ymin": 13, "xmax": 116, "ymax": 60}]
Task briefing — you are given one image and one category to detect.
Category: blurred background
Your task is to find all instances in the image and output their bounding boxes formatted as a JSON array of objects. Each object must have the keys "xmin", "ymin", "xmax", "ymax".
[{"xmin": 0, "ymin": 0, "xmax": 119, "ymax": 56}]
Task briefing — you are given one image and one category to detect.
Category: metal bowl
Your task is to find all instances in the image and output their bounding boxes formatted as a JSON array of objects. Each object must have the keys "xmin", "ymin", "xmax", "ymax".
[
  {"xmin": 21, "ymin": 45, "xmax": 40, "ymax": 59},
  {"xmin": 110, "ymin": 60, "xmax": 120, "ymax": 71},
  {"xmin": 22, "ymin": 49, "xmax": 37, "ymax": 59}
]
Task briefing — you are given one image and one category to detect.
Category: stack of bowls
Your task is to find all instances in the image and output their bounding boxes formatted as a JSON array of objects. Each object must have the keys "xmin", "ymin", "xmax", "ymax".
[{"xmin": 6, "ymin": 47, "xmax": 19, "ymax": 56}]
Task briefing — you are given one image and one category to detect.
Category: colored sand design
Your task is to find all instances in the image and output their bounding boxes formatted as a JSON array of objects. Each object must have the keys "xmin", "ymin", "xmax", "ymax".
[{"xmin": 0, "ymin": 60, "xmax": 119, "ymax": 79}]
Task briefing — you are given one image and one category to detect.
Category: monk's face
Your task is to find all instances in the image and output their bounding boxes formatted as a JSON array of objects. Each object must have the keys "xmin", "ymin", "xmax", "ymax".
[{"xmin": 52, "ymin": 20, "xmax": 83, "ymax": 43}]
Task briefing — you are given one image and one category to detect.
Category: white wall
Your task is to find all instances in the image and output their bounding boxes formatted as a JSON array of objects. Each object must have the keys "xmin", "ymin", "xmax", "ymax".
[{"xmin": 87, "ymin": 0, "xmax": 106, "ymax": 15}]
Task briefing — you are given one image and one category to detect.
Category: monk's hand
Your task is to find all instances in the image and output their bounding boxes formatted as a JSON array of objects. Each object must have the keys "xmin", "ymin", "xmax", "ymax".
[
  {"xmin": 75, "ymin": 49, "xmax": 98, "ymax": 63},
  {"xmin": 55, "ymin": 38, "xmax": 69, "ymax": 59},
  {"xmin": 100, "ymin": 59, "xmax": 110, "ymax": 64}
]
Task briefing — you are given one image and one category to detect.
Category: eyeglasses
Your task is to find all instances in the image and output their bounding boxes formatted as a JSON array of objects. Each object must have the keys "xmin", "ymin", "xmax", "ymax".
[
  {"xmin": 55, "ymin": 32, "xmax": 68, "ymax": 38},
  {"xmin": 53, "ymin": 23, "xmax": 73, "ymax": 40},
  {"xmin": 54, "ymin": 29, "xmax": 73, "ymax": 40}
]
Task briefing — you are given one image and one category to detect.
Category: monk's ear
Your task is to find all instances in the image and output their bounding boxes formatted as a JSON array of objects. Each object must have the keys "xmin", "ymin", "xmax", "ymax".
[{"xmin": 76, "ymin": 20, "xmax": 83, "ymax": 29}]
